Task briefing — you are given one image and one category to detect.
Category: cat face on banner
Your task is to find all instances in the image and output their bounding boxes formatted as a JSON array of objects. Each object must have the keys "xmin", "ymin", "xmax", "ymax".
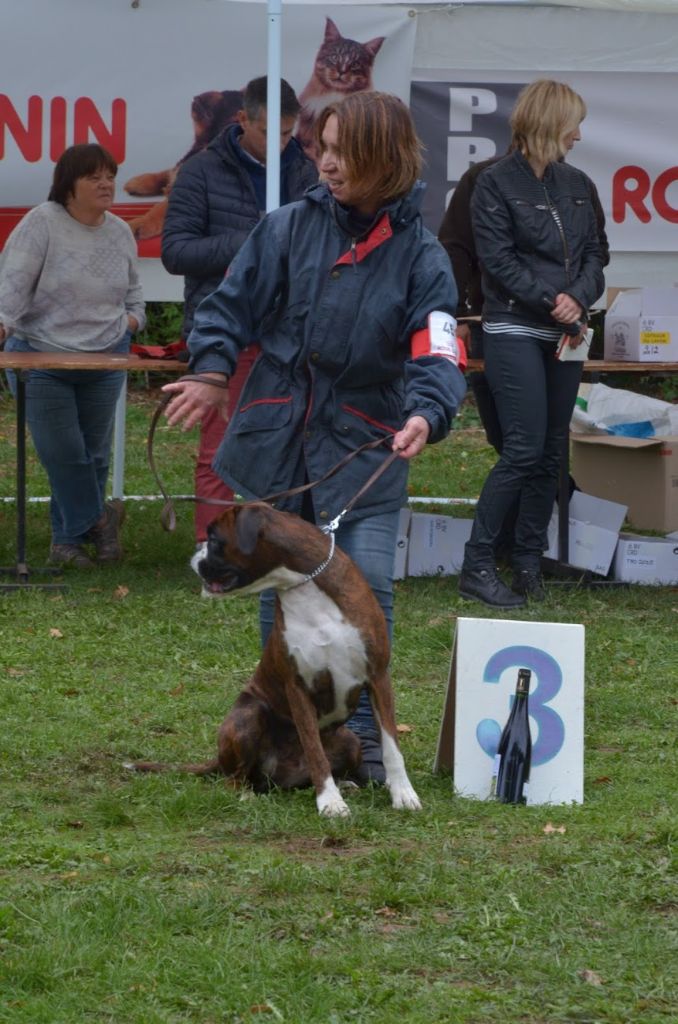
[
  {"xmin": 296, "ymin": 18, "xmax": 386, "ymax": 161},
  {"xmin": 312, "ymin": 17, "xmax": 385, "ymax": 95}
]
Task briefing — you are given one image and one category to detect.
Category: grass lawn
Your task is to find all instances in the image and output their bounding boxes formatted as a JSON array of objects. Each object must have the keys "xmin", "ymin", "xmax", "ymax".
[{"xmin": 0, "ymin": 383, "xmax": 676, "ymax": 1024}]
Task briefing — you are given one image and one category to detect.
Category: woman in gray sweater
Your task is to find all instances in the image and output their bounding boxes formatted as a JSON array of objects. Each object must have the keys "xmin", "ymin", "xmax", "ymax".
[{"xmin": 0, "ymin": 144, "xmax": 146, "ymax": 568}]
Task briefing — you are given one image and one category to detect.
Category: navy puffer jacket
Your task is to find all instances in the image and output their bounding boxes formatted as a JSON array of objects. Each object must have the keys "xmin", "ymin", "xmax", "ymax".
[
  {"xmin": 187, "ymin": 182, "xmax": 467, "ymax": 524},
  {"xmin": 161, "ymin": 124, "xmax": 318, "ymax": 337}
]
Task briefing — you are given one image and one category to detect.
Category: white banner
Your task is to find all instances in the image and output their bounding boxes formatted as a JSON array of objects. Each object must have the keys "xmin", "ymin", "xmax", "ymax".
[
  {"xmin": 412, "ymin": 71, "xmax": 678, "ymax": 253},
  {"xmin": 1, "ymin": 0, "xmax": 416, "ymax": 260}
]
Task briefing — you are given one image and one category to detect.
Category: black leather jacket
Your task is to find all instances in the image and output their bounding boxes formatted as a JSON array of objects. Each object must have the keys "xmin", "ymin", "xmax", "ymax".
[
  {"xmin": 438, "ymin": 153, "xmax": 608, "ymax": 320},
  {"xmin": 470, "ymin": 149, "xmax": 605, "ymax": 329}
]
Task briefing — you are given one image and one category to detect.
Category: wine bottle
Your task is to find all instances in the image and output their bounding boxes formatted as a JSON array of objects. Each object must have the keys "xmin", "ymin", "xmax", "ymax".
[{"xmin": 492, "ymin": 668, "xmax": 532, "ymax": 805}]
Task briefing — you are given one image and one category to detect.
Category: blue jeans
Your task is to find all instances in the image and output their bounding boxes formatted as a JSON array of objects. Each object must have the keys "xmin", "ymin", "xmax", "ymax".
[
  {"xmin": 5, "ymin": 335, "xmax": 130, "ymax": 545},
  {"xmin": 463, "ymin": 330, "xmax": 583, "ymax": 572},
  {"xmin": 259, "ymin": 507, "xmax": 401, "ymax": 741}
]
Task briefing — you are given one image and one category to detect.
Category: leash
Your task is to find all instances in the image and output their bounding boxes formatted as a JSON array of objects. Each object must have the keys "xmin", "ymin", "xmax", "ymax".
[{"xmin": 148, "ymin": 375, "xmax": 402, "ymax": 534}]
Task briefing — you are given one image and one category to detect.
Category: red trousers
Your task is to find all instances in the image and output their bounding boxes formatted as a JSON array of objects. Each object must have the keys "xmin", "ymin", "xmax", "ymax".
[{"xmin": 194, "ymin": 344, "xmax": 260, "ymax": 542}]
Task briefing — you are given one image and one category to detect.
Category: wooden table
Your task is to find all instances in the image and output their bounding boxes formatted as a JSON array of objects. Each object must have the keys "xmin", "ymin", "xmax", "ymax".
[{"xmin": 0, "ymin": 352, "xmax": 185, "ymax": 590}]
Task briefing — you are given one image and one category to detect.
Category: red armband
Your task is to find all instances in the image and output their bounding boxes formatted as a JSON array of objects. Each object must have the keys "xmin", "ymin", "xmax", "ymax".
[{"xmin": 410, "ymin": 311, "xmax": 466, "ymax": 371}]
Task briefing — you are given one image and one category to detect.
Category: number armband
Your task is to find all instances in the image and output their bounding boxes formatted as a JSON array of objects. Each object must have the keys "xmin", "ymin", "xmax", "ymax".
[{"xmin": 410, "ymin": 311, "xmax": 467, "ymax": 370}]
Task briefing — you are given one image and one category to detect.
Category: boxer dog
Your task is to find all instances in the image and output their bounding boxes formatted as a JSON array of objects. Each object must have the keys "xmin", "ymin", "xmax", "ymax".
[{"xmin": 129, "ymin": 503, "xmax": 421, "ymax": 819}]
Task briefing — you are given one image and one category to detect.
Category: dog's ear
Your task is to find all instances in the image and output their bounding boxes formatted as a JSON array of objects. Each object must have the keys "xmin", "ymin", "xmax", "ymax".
[{"xmin": 234, "ymin": 505, "xmax": 266, "ymax": 557}]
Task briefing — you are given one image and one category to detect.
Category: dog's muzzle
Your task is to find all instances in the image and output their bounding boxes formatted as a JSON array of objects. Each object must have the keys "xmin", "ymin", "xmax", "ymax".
[{"xmin": 190, "ymin": 544, "xmax": 250, "ymax": 597}]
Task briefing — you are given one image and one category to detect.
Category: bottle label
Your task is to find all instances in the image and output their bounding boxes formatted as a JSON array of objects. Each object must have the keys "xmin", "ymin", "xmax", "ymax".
[{"xmin": 490, "ymin": 754, "xmax": 501, "ymax": 798}]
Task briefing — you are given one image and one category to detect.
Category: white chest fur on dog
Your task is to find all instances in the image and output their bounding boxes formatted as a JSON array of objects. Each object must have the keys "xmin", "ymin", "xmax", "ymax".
[{"xmin": 278, "ymin": 582, "xmax": 368, "ymax": 728}]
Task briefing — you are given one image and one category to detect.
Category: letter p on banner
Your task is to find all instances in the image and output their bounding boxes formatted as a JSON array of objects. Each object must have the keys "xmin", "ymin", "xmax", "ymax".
[{"xmin": 448, "ymin": 87, "xmax": 497, "ymax": 132}]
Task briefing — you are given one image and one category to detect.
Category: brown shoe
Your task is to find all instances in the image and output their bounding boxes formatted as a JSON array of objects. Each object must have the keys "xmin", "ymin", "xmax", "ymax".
[
  {"xmin": 86, "ymin": 500, "xmax": 126, "ymax": 562},
  {"xmin": 48, "ymin": 543, "xmax": 96, "ymax": 569}
]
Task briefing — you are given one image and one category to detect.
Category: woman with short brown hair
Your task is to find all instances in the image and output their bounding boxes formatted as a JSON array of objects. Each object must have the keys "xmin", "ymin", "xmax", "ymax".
[
  {"xmin": 315, "ymin": 91, "xmax": 422, "ymax": 211},
  {"xmin": 162, "ymin": 91, "xmax": 467, "ymax": 783}
]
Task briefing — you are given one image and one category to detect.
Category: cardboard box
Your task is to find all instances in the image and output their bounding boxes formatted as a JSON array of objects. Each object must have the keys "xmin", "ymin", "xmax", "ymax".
[
  {"xmin": 393, "ymin": 508, "xmax": 412, "ymax": 581},
  {"xmin": 613, "ymin": 532, "xmax": 678, "ymax": 585},
  {"xmin": 604, "ymin": 287, "xmax": 678, "ymax": 362},
  {"xmin": 406, "ymin": 513, "xmax": 472, "ymax": 577},
  {"xmin": 571, "ymin": 434, "xmax": 678, "ymax": 532},
  {"xmin": 545, "ymin": 490, "xmax": 627, "ymax": 576}
]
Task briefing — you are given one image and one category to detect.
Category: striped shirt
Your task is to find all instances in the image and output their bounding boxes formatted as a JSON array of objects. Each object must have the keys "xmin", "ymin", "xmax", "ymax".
[{"xmin": 483, "ymin": 320, "xmax": 562, "ymax": 342}]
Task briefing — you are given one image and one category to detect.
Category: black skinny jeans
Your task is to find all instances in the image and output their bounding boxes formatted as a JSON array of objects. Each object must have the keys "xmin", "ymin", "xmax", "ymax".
[{"xmin": 463, "ymin": 330, "xmax": 583, "ymax": 572}]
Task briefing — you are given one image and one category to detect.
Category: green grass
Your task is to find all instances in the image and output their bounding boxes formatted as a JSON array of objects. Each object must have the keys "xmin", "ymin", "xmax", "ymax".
[{"xmin": 0, "ymin": 387, "xmax": 676, "ymax": 1024}]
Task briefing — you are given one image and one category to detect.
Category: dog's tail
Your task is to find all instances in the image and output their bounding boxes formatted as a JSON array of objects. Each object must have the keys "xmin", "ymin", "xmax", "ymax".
[{"xmin": 123, "ymin": 758, "xmax": 222, "ymax": 777}]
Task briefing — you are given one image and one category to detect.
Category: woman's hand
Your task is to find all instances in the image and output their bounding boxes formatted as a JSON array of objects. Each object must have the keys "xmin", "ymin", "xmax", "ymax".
[
  {"xmin": 0, "ymin": 324, "xmax": 6, "ymax": 346},
  {"xmin": 161, "ymin": 374, "xmax": 230, "ymax": 431},
  {"xmin": 127, "ymin": 314, "xmax": 139, "ymax": 334},
  {"xmin": 393, "ymin": 415, "xmax": 430, "ymax": 460},
  {"xmin": 551, "ymin": 293, "xmax": 583, "ymax": 325},
  {"xmin": 567, "ymin": 323, "xmax": 589, "ymax": 349}
]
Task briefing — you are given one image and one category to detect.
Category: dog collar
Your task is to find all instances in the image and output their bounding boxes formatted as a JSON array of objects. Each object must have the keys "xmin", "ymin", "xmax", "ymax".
[{"xmin": 289, "ymin": 532, "xmax": 336, "ymax": 589}]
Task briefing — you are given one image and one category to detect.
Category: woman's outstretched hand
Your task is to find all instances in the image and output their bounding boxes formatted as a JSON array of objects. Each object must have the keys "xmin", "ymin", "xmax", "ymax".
[{"xmin": 161, "ymin": 374, "xmax": 230, "ymax": 431}]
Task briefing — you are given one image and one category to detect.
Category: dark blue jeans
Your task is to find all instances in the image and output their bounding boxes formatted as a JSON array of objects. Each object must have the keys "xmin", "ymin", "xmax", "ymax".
[
  {"xmin": 463, "ymin": 330, "xmax": 582, "ymax": 572},
  {"xmin": 5, "ymin": 334, "xmax": 130, "ymax": 545}
]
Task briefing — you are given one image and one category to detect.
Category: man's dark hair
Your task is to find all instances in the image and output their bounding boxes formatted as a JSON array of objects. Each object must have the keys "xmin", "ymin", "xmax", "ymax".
[
  {"xmin": 48, "ymin": 144, "xmax": 117, "ymax": 206},
  {"xmin": 243, "ymin": 76, "xmax": 300, "ymax": 120}
]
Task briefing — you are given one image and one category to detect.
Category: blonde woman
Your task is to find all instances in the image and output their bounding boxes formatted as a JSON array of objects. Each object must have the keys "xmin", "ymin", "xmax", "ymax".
[{"xmin": 459, "ymin": 79, "xmax": 605, "ymax": 608}]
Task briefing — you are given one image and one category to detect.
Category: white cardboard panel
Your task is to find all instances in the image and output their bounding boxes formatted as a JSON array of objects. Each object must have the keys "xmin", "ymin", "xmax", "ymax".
[{"xmin": 435, "ymin": 617, "xmax": 585, "ymax": 806}]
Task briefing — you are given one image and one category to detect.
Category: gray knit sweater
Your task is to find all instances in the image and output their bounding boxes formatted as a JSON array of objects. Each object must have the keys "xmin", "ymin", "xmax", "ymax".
[{"xmin": 0, "ymin": 201, "xmax": 146, "ymax": 351}]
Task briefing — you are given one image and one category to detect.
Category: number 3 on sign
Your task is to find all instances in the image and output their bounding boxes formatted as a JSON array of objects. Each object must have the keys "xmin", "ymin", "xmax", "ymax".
[{"xmin": 475, "ymin": 645, "xmax": 565, "ymax": 767}]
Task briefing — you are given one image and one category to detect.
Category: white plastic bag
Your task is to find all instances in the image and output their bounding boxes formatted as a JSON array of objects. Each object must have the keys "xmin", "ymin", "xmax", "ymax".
[{"xmin": 571, "ymin": 382, "xmax": 678, "ymax": 437}]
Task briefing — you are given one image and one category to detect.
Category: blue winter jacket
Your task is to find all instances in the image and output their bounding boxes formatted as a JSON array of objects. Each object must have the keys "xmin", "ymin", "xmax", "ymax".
[
  {"xmin": 162, "ymin": 124, "xmax": 318, "ymax": 337},
  {"xmin": 187, "ymin": 181, "xmax": 466, "ymax": 523}
]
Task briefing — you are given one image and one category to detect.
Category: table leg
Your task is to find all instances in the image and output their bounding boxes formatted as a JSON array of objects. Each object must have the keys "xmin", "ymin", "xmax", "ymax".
[
  {"xmin": 557, "ymin": 433, "xmax": 570, "ymax": 565},
  {"xmin": 0, "ymin": 372, "xmax": 65, "ymax": 592},
  {"xmin": 111, "ymin": 377, "xmax": 127, "ymax": 500}
]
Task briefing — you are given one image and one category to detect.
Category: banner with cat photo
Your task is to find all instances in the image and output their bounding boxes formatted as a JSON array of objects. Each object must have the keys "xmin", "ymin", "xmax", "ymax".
[{"xmin": 1, "ymin": 0, "xmax": 416, "ymax": 274}]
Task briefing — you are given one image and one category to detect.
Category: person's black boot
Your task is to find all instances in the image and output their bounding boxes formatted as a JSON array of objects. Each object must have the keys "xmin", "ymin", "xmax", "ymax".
[
  {"xmin": 353, "ymin": 735, "xmax": 386, "ymax": 786},
  {"xmin": 458, "ymin": 567, "xmax": 526, "ymax": 609},
  {"xmin": 511, "ymin": 568, "xmax": 546, "ymax": 601}
]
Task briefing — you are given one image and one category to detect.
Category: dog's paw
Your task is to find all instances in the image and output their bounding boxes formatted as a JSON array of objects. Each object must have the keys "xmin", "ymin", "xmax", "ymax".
[
  {"xmin": 318, "ymin": 795, "xmax": 351, "ymax": 818},
  {"xmin": 316, "ymin": 778, "xmax": 351, "ymax": 818},
  {"xmin": 389, "ymin": 783, "xmax": 422, "ymax": 812},
  {"xmin": 124, "ymin": 171, "xmax": 170, "ymax": 196}
]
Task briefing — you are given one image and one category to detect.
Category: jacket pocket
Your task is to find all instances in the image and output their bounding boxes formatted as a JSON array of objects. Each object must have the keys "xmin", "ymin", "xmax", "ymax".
[
  {"xmin": 231, "ymin": 394, "xmax": 293, "ymax": 433},
  {"xmin": 340, "ymin": 403, "xmax": 396, "ymax": 436}
]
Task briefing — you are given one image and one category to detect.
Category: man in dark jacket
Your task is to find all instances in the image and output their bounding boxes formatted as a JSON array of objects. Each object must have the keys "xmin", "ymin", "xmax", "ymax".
[{"xmin": 162, "ymin": 76, "xmax": 318, "ymax": 542}]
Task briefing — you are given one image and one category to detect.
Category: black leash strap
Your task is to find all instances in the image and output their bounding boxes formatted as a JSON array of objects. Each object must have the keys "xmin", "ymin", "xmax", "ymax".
[{"xmin": 147, "ymin": 376, "xmax": 399, "ymax": 532}]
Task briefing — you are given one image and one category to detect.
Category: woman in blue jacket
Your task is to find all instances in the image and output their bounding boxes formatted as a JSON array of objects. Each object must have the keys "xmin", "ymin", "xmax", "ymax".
[
  {"xmin": 459, "ymin": 79, "xmax": 606, "ymax": 609},
  {"xmin": 163, "ymin": 91, "xmax": 467, "ymax": 782}
]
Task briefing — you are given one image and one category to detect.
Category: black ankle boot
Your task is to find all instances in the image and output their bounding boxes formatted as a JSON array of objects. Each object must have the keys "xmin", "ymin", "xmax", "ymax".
[
  {"xmin": 353, "ymin": 736, "xmax": 386, "ymax": 786},
  {"xmin": 458, "ymin": 567, "xmax": 526, "ymax": 609},
  {"xmin": 511, "ymin": 568, "xmax": 546, "ymax": 601}
]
